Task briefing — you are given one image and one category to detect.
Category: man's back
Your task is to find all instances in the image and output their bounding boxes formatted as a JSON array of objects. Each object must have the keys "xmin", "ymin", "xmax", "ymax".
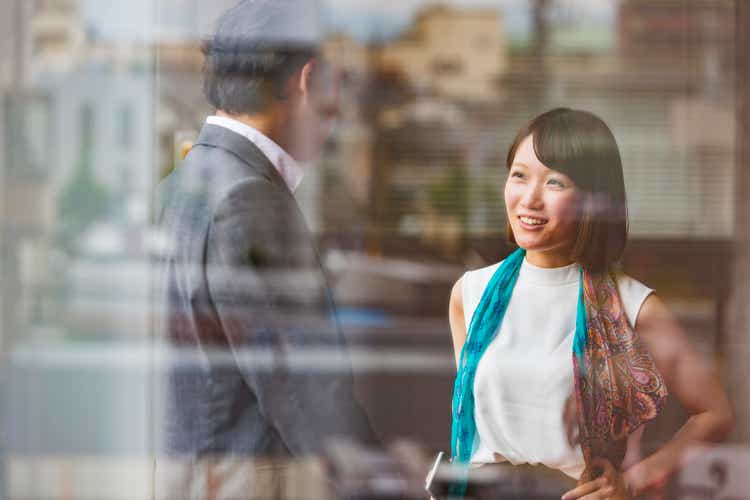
[{"xmin": 156, "ymin": 124, "xmax": 375, "ymax": 459}]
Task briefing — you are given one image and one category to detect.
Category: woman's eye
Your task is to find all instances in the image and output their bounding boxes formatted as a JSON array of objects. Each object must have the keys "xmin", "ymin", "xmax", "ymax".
[
  {"xmin": 511, "ymin": 171, "xmax": 524, "ymax": 179},
  {"xmin": 548, "ymin": 178, "xmax": 565, "ymax": 187}
]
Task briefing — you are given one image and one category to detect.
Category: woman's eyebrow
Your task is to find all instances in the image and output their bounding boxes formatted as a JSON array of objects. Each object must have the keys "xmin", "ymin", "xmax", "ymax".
[
  {"xmin": 510, "ymin": 162, "xmax": 531, "ymax": 169},
  {"xmin": 547, "ymin": 172, "xmax": 572, "ymax": 182}
]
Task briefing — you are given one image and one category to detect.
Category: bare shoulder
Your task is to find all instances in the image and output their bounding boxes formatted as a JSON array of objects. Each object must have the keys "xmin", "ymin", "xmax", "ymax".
[
  {"xmin": 449, "ymin": 276, "xmax": 467, "ymax": 365},
  {"xmin": 634, "ymin": 293, "xmax": 690, "ymax": 368},
  {"xmin": 450, "ymin": 277, "xmax": 464, "ymax": 308},
  {"xmin": 635, "ymin": 293, "xmax": 674, "ymax": 329}
]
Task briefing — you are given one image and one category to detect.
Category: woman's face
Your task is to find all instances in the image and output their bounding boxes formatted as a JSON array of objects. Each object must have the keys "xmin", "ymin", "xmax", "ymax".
[{"xmin": 504, "ymin": 135, "xmax": 583, "ymax": 268}]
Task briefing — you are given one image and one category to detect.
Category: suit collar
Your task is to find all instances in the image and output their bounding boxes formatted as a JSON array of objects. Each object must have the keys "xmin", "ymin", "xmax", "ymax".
[
  {"xmin": 205, "ymin": 116, "xmax": 304, "ymax": 192},
  {"xmin": 194, "ymin": 123, "xmax": 291, "ymax": 194}
]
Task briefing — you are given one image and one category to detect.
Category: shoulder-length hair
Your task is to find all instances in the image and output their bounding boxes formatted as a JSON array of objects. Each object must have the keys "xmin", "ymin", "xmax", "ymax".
[{"xmin": 506, "ymin": 108, "xmax": 628, "ymax": 272}]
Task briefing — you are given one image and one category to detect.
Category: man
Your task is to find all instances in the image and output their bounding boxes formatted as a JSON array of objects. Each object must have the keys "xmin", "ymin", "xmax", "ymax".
[{"xmin": 154, "ymin": 1, "xmax": 377, "ymax": 498}]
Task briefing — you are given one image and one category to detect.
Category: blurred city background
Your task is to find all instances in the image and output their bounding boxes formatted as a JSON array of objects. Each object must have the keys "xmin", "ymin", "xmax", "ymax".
[{"xmin": 1, "ymin": 0, "xmax": 749, "ymax": 498}]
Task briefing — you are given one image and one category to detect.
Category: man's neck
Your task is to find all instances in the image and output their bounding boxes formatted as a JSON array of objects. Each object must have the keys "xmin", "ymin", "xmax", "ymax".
[{"xmin": 215, "ymin": 109, "xmax": 280, "ymax": 143}]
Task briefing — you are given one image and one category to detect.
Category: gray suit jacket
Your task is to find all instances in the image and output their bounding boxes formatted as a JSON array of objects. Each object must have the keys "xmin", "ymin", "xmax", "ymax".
[{"xmin": 156, "ymin": 124, "xmax": 376, "ymax": 458}]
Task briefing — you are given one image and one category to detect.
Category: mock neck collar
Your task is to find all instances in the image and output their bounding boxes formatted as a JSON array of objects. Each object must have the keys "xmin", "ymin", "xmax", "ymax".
[{"xmin": 519, "ymin": 258, "xmax": 580, "ymax": 286}]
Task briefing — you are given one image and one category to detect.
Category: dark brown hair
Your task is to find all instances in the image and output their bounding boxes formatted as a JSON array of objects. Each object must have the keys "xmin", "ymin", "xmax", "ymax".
[
  {"xmin": 202, "ymin": 40, "xmax": 317, "ymax": 114},
  {"xmin": 505, "ymin": 108, "xmax": 628, "ymax": 272}
]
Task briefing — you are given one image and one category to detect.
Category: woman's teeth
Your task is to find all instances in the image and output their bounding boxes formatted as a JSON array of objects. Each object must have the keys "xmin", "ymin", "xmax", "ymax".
[{"xmin": 520, "ymin": 216, "xmax": 546, "ymax": 225}]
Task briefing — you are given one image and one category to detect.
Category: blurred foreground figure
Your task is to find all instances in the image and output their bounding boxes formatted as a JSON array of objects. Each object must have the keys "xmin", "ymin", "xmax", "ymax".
[{"xmin": 154, "ymin": 1, "xmax": 376, "ymax": 498}]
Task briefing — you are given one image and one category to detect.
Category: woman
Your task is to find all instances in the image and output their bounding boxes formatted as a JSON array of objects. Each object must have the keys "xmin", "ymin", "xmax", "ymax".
[{"xmin": 447, "ymin": 108, "xmax": 733, "ymax": 499}]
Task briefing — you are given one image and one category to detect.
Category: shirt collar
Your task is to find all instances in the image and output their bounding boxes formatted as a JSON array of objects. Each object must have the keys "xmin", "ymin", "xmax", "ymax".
[{"xmin": 205, "ymin": 115, "xmax": 304, "ymax": 192}]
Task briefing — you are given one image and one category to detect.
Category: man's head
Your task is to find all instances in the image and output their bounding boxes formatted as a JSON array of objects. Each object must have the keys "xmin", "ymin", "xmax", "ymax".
[{"xmin": 202, "ymin": 0, "xmax": 338, "ymax": 161}]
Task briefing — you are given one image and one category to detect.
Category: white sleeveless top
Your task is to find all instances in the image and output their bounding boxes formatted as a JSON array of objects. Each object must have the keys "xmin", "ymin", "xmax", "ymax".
[{"xmin": 461, "ymin": 258, "xmax": 653, "ymax": 479}]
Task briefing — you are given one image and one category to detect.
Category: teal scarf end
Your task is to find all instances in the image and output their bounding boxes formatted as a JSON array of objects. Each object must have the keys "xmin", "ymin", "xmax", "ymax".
[{"xmin": 450, "ymin": 248, "xmax": 525, "ymax": 463}]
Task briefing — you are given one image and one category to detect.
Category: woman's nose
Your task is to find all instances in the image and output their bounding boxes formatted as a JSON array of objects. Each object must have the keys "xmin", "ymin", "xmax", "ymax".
[{"xmin": 520, "ymin": 182, "xmax": 544, "ymax": 209}]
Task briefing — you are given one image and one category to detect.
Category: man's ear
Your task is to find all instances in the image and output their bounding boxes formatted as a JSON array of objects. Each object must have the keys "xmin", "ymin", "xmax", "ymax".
[{"xmin": 297, "ymin": 58, "xmax": 318, "ymax": 96}]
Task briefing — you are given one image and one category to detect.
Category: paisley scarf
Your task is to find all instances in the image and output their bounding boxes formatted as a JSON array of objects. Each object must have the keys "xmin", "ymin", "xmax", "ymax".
[{"xmin": 450, "ymin": 248, "xmax": 668, "ymax": 492}]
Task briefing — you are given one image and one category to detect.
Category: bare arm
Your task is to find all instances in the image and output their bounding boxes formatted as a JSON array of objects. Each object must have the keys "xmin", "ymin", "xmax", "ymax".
[
  {"xmin": 448, "ymin": 278, "xmax": 467, "ymax": 367},
  {"xmin": 564, "ymin": 293, "xmax": 734, "ymax": 500},
  {"xmin": 624, "ymin": 294, "xmax": 734, "ymax": 495}
]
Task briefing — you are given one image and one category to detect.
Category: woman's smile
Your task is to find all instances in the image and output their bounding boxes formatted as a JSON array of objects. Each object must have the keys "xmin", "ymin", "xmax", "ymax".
[{"xmin": 517, "ymin": 214, "xmax": 548, "ymax": 229}]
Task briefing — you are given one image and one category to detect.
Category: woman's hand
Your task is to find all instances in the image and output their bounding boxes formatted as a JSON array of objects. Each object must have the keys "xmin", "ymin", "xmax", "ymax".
[
  {"xmin": 561, "ymin": 458, "xmax": 634, "ymax": 500},
  {"xmin": 622, "ymin": 454, "xmax": 673, "ymax": 497}
]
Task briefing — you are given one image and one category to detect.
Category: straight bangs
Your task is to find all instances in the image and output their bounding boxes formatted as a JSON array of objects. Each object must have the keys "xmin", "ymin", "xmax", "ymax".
[{"xmin": 531, "ymin": 109, "xmax": 622, "ymax": 195}]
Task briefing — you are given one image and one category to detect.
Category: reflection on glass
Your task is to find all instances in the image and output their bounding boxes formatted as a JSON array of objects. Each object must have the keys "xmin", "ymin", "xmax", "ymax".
[{"xmin": 0, "ymin": 0, "xmax": 745, "ymax": 499}]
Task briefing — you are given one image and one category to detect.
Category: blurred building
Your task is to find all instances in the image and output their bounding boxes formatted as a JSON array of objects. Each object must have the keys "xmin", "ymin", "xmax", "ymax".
[
  {"xmin": 28, "ymin": 0, "xmax": 86, "ymax": 76},
  {"xmin": 37, "ymin": 62, "xmax": 155, "ymax": 220},
  {"xmin": 0, "ymin": 0, "xmax": 59, "ymax": 351},
  {"xmin": 1, "ymin": 1, "xmax": 27, "ymax": 88},
  {"xmin": 615, "ymin": 0, "xmax": 734, "ymax": 239},
  {"xmin": 154, "ymin": 0, "xmax": 239, "ymax": 41},
  {"xmin": 618, "ymin": 0, "xmax": 734, "ymax": 55},
  {"xmin": 323, "ymin": 33, "xmax": 371, "ymax": 81},
  {"xmin": 317, "ymin": 34, "xmax": 377, "ymax": 240},
  {"xmin": 315, "ymin": 6, "xmax": 509, "ymax": 256},
  {"xmin": 0, "ymin": 0, "xmax": 163, "ymax": 356},
  {"xmin": 618, "ymin": 0, "xmax": 734, "ymax": 99},
  {"xmin": 374, "ymin": 5, "xmax": 505, "ymax": 103},
  {"xmin": 0, "ymin": 0, "xmax": 84, "ymax": 85}
]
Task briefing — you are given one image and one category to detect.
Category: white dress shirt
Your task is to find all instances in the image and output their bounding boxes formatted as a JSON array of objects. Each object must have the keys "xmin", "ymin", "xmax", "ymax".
[{"xmin": 206, "ymin": 115, "xmax": 304, "ymax": 192}]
